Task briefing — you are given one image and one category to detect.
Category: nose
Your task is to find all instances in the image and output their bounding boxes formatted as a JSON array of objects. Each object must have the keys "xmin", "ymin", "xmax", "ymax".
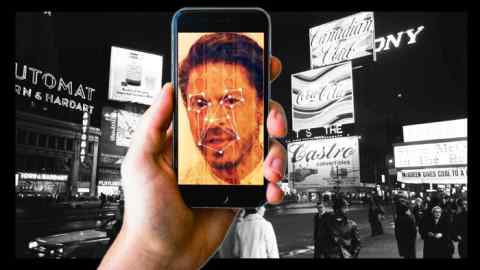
[{"xmin": 204, "ymin": 101, "xmax": 229, "ymax": 126}]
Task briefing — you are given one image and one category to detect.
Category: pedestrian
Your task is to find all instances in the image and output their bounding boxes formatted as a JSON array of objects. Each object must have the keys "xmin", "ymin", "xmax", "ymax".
[
  {"xmin": 453, "ymin": 199, "xmax": 467, "ymax": 258},
  {"xmin": 313, "ymin": 198, "xmax": 361, "ymax": 258},
  {"xmin": 420, "ymin": 206, "xmax": 454, "ymax": 258},
  {"xmin": 368, "ymin": 196, "xmax": 385, "ymax": 236},
  {"xmin": 394, "ymin": 200, "xmax": 417, "ymax": 259},
  {"xmin": 233, "ymin": 205, "xmax": 279, "ymax": 258},
  {"xmin": 99, "ymin": 192, "xmax": 106, "ymax": 208},
  {"xmin": 313, "ymin": 201, "xmax": 331, "ymax": 258},
  {"xmin": 413, "ymin": 198, "xmax": 425, "ymax": 229}
]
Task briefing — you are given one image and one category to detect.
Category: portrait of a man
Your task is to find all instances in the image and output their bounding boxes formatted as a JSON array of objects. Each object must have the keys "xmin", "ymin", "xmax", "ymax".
[{"xmin": 178, "ymin": 32, "xmax": 264, "ymax": 185}]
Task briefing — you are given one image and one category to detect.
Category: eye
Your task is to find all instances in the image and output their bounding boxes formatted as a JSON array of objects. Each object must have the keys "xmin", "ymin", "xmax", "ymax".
[
  {"xmin": 189, "ymin": 96, "xmax": 209, "ymax": 111},
  {"xmin": 223, "ymin": 95, "xmax": 240, "ymax": 106},
  {"xmin": 194, "ymin": 98, "xmax": 209, "ymax": 108}
]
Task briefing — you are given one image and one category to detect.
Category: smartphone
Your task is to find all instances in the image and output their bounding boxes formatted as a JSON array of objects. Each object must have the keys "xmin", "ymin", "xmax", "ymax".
[{"xmin": 172, "ymin": 7, "xmax": 271, "ymax": 208}]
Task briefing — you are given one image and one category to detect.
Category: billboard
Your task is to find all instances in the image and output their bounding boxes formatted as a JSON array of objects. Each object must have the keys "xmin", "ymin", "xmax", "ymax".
[
  {"xmin": 108, "ymin": 46, "xmax": 163, "ymax": 105},
  {"xmin": 403, "ymin": 118, "xmax": 467, "ymax": 143},
  {"xmin": 100, "ymin": 106, "xmax": 143, "ymax": 168},
  {"xmin": 291, "ymin": 61, "xmax": 354, "ymax": 131},
  {"xmin": 394, "ymin": 139, "xmax": 467, "ymax": 169},
  {"xmin": 309, "ymin": 12, "xmax": 375, "ymax": 68},
  {"xmin": 397, "ymin": 166, "xmax": 467, "ymax": 184},
  {"xmin": 288, "ymin": 136, "xmax": 360, "ymax": 189}
]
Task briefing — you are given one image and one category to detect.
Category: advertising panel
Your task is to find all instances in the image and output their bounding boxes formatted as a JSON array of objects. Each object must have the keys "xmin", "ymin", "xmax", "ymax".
[
  {"xmin": 291, "ymin": 61, "xmax": 354, "ymax": 131},
  {"xmin": 394, "ymin": 139, "xmax": 467, "ymax": 169},
  {"xmin": 309, "ymin": 12, "xmax": 375, "ymax": 68},
  {"xmin": 397, "ymin": 166, "xmax": 467, "ymax": 184},
  {"xmin": 403, "ymin": 118, "xmax": 467, "ymax": 143},
  {"xmin": 288, "ymin": 136, "xmax": 360, "ymax": 189},
  {"xmin": 108, "ymin": 46, "xmax": 163, "ymax": 105}
]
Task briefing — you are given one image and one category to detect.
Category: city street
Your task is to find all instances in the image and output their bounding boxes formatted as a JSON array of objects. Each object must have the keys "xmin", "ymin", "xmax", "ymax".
[
  {"xmin": 16, "ymin": 201, "xmax": 462, "ymax": 259},
  {"xmin": 16, "ymin": 203, "xmax": 118, "ymax": 258},
  {"xmin": 266, "ymin": 203, "xmax": 461, "ymax": 259}
]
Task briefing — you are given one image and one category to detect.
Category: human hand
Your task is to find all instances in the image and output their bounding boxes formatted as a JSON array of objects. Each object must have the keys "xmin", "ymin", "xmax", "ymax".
[
  {"xmin": 427, "ymin": 232, "xmax": 434, "ymax": 237},
  {"xmin": 435, "ymin": 233, "xmax": 443, "ymax": 239},
  {"xmin": 98, "ymin": 57, "xmax": 287, "ymax": 270}
]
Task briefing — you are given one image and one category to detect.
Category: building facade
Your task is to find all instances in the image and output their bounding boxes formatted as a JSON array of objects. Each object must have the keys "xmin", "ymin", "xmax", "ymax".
[{"xmin": 15, "ymin": 110, "xmax": 101, "ymax": 198}]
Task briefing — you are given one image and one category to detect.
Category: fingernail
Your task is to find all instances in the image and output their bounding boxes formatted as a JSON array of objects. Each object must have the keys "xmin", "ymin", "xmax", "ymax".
[{"xmin": 270, "ymin": 158, "xmax": 284, "ymax": 177}]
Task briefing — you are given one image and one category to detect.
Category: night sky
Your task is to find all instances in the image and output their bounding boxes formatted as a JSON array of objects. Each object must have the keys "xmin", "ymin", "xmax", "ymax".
[{"xmin": 15, "ymin": 11, "xmax": 467, "ymax": 182}]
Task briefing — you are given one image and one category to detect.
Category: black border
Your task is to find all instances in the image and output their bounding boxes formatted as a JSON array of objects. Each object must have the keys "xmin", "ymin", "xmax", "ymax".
[{"xmin": 172, "ymin": 7, "xmax": 270, "ymax": 208}]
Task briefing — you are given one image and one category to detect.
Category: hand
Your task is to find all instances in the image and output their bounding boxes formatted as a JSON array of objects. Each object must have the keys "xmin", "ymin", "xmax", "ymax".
[
  {"xmin": 427, "ymin": 232, "xmax": 434, "ymax": 237},
  {"xmin": 435, "ymin": 233, "xmax": 443, "ymax": 239},
  {"xmin": 98, "ymin": 57, "xmax": 287, "ymax": 270}
]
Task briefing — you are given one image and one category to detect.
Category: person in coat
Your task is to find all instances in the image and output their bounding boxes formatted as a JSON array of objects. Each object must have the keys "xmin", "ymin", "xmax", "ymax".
[
  {"xmin": 420, "ymin": 206, "xmax": 454, "ymax": 258},
  {"xmin": 233, "ymin": 206, "xmax": 279, "ymax": 258},
  {"xmin": 412, "ymin": 197, "xmax": 425, "ymax": 229},
  {"xmin": 368, "ymin": 196, "xmax": 385, "ymax": 236},
  {"xmin": 453, "ymin": 199, "xmax": 467, "ymax": 258},
  {"xmin": 314, "ymin": 198, "xmax": 361, "ymax": 258},
  {"xmin": 313, "ymin": 201, "xmax": 331, "ymax": 258},
  {"xmin": 394, "ymin": 200, "xmax": 417, "ymax": 258}
]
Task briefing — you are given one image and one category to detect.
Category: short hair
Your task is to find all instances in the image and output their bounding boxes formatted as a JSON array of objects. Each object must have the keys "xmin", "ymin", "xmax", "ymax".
[
  {"xmin": 179, "ymin": 33, "xmax": 264, "ymax": 104},
  {"xmin": 432, "ymin": 205, "xmax": 442, "ymax": 213}
]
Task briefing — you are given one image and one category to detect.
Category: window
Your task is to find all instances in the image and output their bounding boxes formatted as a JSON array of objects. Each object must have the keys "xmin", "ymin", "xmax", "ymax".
[
  {"xmin": 48, "ymin": 136, "xmax": 56, "ymax": 149},
  {"xmin": 38, "ymin": 134, "xmax": 47, "ymax": 147},
  {"xmin": 88, "ymin": 142, "xmax": 94, "ymax": 154},
  {"xmin": 66, "ymin": 138, "xmax": 73, "ymax": 151},
  {"xmin": 17, "ymin": 129, "xmax": 27, "ymax": 145},
  {"xmin": 57, "ymin": 137, "xmax": 65, "ymax": 150},
  {"xmin": 28, "ymin": 132, "xmax": 38, "ymax": 146}
]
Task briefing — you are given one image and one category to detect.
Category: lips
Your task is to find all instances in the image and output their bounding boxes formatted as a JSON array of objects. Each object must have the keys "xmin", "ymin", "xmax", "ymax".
[{"xmin": 204, "ymin": 136, "xmax": 234, "ymax": 148}]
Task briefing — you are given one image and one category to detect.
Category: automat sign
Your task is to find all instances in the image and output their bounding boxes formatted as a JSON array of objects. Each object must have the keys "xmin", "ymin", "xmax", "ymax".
[{"xmin": 14, "ymin": 61, "xmax": 95, "ymax": 114}]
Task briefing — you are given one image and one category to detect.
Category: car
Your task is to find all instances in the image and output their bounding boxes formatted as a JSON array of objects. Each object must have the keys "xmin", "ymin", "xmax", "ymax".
[
  {"xmin": 27, "ymin": 218, "xmax": 118, "ymax": 259},
  {"xmin": 56, "ymin": 198, "xmax": 102, "ymax": 209}
]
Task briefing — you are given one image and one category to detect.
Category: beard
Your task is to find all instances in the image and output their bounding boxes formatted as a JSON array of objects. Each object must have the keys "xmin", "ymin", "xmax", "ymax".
[{"xmin": 201, "ymin": 135, "xmax": 253, "ymax": 170}]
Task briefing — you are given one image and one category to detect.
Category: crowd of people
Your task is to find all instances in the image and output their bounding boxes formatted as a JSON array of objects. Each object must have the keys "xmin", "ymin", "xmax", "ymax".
[{"xmin": 393, "ymin": 194, "xmax": 468, "ymax": 258}]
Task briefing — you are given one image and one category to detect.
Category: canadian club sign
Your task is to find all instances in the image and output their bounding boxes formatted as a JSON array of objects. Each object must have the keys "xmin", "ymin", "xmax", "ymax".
[
  {"xmin": 288, "ymin": 136, "xmax": 360, "ymax": 189},
  {"xmin": 309, "ymin": 12, "xmax": 375, "ymax": 68}
]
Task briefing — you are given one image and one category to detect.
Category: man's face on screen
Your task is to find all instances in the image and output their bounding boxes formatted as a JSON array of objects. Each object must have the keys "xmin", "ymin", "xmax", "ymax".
[{"xmin": 185, "ymin": 62, "xmax": 263, "ymax": 175}]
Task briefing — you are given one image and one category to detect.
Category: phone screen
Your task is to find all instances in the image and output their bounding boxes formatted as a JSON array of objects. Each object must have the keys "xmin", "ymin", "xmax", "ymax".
[{"xmin": 177, "ymin": 32, "xmax": 265, "ymax": 186}]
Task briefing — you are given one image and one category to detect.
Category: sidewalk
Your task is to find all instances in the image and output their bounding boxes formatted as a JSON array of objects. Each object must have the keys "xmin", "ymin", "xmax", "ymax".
[{"xmin": 282, "ymin": 214, "xmax": 460, "ymax": 259}]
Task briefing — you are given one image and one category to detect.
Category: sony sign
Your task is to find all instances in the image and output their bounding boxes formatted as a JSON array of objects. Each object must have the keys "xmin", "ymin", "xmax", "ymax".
[{"xmin": 375, "ymin": 26, "xmax": 425, "ymax": 53}]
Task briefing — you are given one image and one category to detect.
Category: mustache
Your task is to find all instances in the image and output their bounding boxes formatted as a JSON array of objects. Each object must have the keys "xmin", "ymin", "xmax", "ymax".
[{"xmin": 200, "ymin": 126, "xmax": 237, "ymax": 143}]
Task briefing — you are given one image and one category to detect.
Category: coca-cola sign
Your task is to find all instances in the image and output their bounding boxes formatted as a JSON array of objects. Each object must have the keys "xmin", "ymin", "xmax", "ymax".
[
  {"xmin": 310, "ymin": 12, "xmax": 375, "ymax": 68},
  {"xmin": 288, "ymin": 136, "xmax": 360, "ymax": 189},
  {"xmin": 291, "ymin": 61, "xmax": 354, "ymax": 131}
]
